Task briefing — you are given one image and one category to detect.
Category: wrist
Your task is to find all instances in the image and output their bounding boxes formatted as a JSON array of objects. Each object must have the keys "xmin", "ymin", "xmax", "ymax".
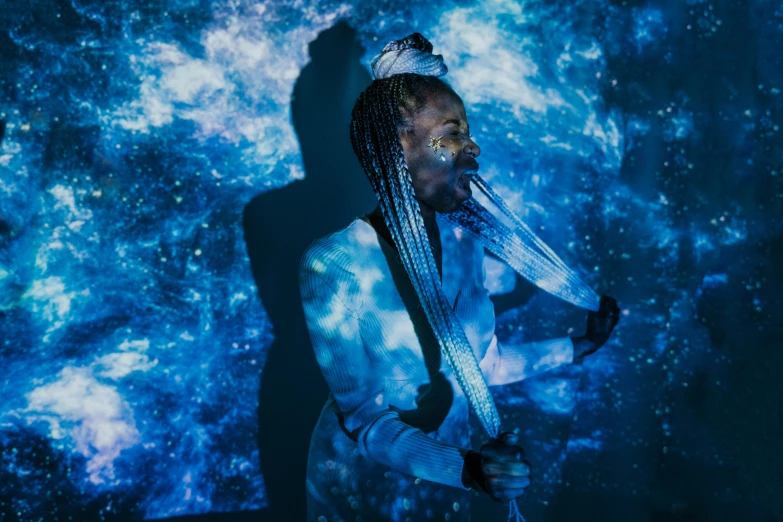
[
  {"xmin": 571, "ymin": 335, "xmax": 597, "ymax": 363},
  {"xmin": 461, "ymin": 450, "xmax": 484, "ymax": 490}
]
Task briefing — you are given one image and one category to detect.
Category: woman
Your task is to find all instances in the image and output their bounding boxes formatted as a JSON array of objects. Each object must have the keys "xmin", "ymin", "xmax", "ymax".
[{"xmin": 299, "ymin": 33, "xmax": 620, "ymax": 521}]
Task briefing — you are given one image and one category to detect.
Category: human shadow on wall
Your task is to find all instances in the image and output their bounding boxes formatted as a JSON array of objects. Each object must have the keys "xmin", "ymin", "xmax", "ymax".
[{"xmin": 241, "ymin": 21, "xmax": 377, "ymax": 522}]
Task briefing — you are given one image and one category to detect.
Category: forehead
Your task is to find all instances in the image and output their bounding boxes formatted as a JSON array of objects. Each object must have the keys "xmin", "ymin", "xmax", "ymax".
[{"xmin": 413, "ymin": 93, "xmax": 467, "ymax": 127}]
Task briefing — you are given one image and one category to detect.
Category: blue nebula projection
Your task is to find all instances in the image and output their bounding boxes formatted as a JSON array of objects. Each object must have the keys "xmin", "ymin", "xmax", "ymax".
[{"xmin": 1, "ymin": 0, "xmax": 781, "ymax": 521}]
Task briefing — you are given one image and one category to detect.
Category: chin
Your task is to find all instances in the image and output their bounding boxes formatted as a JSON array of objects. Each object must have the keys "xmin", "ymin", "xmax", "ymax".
[{"xmin": 447, "ymin": 197, "xmax": 469, "ymax": 213}]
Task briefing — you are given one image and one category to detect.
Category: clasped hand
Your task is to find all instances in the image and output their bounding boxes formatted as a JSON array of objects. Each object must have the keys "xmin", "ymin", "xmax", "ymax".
[{"xmin": 464, "ymin": 432, "xmax": 531, "ymax": 503}]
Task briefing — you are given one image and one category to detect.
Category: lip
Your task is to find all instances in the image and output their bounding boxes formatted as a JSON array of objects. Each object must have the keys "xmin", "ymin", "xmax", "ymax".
[
  {"xmin": 463, "ymin": 161, "xmax": 480, "ymax": 174},
  {"xmin": 459, "ymin": 164, "xmax": 478, "ymax": 186},
  {"xmin": 458, "ymin": 173, "xmax": 474, "ymax": 196}
]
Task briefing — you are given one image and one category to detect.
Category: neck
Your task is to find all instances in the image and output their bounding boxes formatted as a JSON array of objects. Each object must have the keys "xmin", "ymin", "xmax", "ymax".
[
  {"xmin": 418, "ymin": 202, "xmax": 438, "ymax": 237},
  {"xmin": 367, "ymin": 202, "xmax": 439, "ymax": 250}
]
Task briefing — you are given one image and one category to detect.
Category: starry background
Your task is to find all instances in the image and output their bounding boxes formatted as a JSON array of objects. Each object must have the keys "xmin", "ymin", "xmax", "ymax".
[{"xmin": 0, "ymin": 0, "xmax": 781, "ymax": 521}]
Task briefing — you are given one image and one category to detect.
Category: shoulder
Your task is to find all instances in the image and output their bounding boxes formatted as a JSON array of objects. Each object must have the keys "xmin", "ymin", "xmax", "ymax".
[
  {"xmin": 299, "ymin": 219, "xmax": 372, "ymax": 311},
  {"xmin": 300, "ymin": 226, "xmax": 354, "ymax": 281},
  {"xmin": 299, "ymin": 219, "xmax": 370, "ymax": 276}
]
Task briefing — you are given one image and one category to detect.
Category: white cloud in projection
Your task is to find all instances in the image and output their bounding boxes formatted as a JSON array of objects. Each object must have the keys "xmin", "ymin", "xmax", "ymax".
[
  {"xmin": 8, "ymin": 0, "xmax": 779, "ymax": 520},
  {"xmin": 24, "ymin": 366, "xmax": 142, "ymax": 485}
]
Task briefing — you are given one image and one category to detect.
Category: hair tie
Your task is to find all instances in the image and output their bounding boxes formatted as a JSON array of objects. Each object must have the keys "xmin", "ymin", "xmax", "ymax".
[{"xmin": 370, "ymin": 32, "xmax": 448, "ymax": 80}]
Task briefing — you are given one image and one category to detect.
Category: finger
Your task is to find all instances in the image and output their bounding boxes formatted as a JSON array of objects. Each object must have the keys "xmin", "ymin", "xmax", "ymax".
[
  {"xmin": 490, "ymin": 486, "xmax": 529, "ymax": 503},
  {"xmin": 485, "ymin": 475, "xmax": 530, "ymax": 491},
  {"xmin": 485, "ymin": 459, "xmax": 532, "ymax": 477},
  {"xmin": 498, "ymin": 487, "xmax": 529, "ymax": 501},
  {"xmin": 483, "ymin": 464, "xmax": 529, "ymax": 479},
  {"xmin": 486, "ymin": 445, "xmax": 526, "ymax": 460},
  {"xmin": 499, "ymin": 432, "xmax": 519, "ymax": 445},
  {"xmin": 501, "ymin": 477, "xmax": 531, "ymax": 489}
]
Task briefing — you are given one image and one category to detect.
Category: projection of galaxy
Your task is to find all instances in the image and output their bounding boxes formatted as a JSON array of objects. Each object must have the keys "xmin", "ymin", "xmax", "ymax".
[{"xmin": 1, "ymin": 1, "xmax": 780, "ymax": 521}]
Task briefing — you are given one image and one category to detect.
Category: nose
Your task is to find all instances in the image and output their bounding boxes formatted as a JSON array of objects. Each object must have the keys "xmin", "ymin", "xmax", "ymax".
[{"xmin": 463, "ymin": 139, "xmax": 480, "ymax": 158}]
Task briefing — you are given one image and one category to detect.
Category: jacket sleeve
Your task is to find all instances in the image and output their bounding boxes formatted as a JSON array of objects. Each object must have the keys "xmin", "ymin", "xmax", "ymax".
[
  {"xmin": 480, "ymin": 333, "xmax": 575, "ymax": 386},
  {"xmin": 473, "ymin": 243, "xmax": 575, "ymax": 387},
  {"xmin": 299, "ymin": 240, "xmax": 470, "ymax": 490}
]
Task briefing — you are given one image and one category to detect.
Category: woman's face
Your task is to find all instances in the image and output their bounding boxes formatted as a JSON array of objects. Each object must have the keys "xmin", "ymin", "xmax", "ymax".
[{"xmin": 399, "ymin": 92, "xmax": 480, "ymax": 214}]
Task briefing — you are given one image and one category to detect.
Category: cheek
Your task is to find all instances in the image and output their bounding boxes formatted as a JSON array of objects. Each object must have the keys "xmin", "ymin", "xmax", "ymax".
[
  {"xmin": 417, "ymin": 145, "xmax": 455, "ymax": 175},
  {"xmin": 423, "ymin": 173, "xmax": 459, "ymax": 203},
  {"xmin": 403, "ymin": 142, "xmax": 458, "ymax": 200},
  {"xmin": 406, "ymin": 148, "xmax": 438, "ymax": 185}
]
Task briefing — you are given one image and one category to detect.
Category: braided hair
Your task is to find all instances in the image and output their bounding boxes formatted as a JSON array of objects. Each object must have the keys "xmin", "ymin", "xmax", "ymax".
[{"xmin": 349, "ymin": 33, "xmax": 600, "ymax": 439}]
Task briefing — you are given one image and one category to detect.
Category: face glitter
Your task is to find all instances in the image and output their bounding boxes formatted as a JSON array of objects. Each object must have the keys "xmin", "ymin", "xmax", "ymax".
[{"xmin": 427, "ymin": 135, "xmax": 443, "ymax": 154}]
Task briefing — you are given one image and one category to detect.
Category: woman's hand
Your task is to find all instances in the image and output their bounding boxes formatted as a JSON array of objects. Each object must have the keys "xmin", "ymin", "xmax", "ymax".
[
  {"xmin": 462, "ymin": 432, "xmax": 531, "ymax": 503},
  {"xmin": 572, "ymin": 294, "xmax": 621, "ymax": 362}
]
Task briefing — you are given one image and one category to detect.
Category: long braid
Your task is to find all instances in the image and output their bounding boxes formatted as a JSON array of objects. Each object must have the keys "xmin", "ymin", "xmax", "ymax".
[
  {"xmin": 351, "ymin": 76, "xmax": 501, "ymax": 437},
  {"xmin": 368, "ymin": 80, "xmax": 453, "ymax": 361},
  {"xmin": 386, "ymin": 79, "xmax": 502, "ymax": 432}
]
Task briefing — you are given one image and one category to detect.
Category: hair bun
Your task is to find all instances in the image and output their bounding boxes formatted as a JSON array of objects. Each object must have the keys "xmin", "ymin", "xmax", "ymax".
[{"xmin": 370, "ymin": 32, "xmax": 448, "ymax": 80}]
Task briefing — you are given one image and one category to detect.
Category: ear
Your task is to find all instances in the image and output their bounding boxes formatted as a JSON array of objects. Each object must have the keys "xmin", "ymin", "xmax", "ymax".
[
  {"xmin": 397, "ymin": 127, "xmax": 415, "ymax": 158},
  {"xmin": 397, "ymin": 103, "xmax": 417, "ymax": 148}
]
